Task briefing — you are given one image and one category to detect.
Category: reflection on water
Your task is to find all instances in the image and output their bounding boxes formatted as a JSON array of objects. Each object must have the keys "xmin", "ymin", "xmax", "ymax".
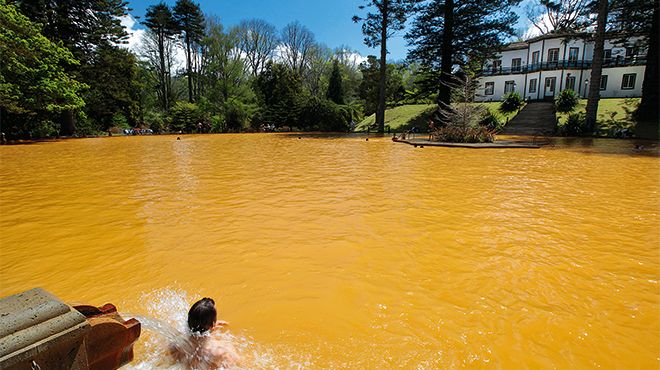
[{"xmin": 1, "ymin": 134, "xmax": 659, "ymax": 368}]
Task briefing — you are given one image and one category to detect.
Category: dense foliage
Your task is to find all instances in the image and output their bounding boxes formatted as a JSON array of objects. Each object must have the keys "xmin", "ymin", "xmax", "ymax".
[
  {"xmin": 499, "ymin": 92, "xmax": 523, "ymax": 114},
  {"xmin": 0, "ymin": 0, "xmax": 86, "ymax": 137},
  {"xmin": 554, "ymin": 89, "xmax": 579, "ymax": 113}
]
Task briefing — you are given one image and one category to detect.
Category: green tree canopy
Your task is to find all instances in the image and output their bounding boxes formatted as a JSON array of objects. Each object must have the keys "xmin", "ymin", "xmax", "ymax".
[
  {"xmin": 327, "ymin": 59, "xmax": 345, "ymax": 105},
  {"xmin": 0, "ymin": 0, "xmax": 86, "ymax": 137}
]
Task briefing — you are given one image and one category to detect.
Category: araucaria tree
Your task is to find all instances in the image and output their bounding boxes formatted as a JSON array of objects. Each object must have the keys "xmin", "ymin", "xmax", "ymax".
[
  {"xmin": 406, "ymin": 0, "xmax": 520, "ymax": 125},
  {"xmin": 173, "ymin": 0, "xmax": 205, "ymax": 103},
  {"xmin": 143, "ymin": 2, "xmax": 177, "ymax": 111},
  {"xmin": 353, "ymin": 0, "xmax": 410, "ymax": 133}
]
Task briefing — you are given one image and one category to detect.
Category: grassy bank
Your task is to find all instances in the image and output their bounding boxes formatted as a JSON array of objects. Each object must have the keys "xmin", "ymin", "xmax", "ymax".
[
  {"xmin": 356, "ymin": 102, "xmax": 519, "ymax": 132},
  {"xmin": 556, "ymin": 98, "xmax": 639, "ymax": 125}
]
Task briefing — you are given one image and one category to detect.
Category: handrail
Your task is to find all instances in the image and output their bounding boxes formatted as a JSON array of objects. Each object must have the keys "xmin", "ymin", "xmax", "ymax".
[{"xmin": 480, "ymin": 55, "xmax": 647, "ymax": 76}]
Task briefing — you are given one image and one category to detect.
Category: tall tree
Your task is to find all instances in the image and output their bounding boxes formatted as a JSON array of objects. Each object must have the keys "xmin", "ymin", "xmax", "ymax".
[
  {"xmin": 584, "ymin": 0, "xmax": 608, "ymax": 133},
  {"xmin": 236, "ymin": 19, "xmax": 279, "ymax": 77},
  {"xmin": 84, "ymin": 45, "xmax": 142, "ymax": 129},
  {"xmin": 0, "ymin": 0, "xmax": 86, "ymax": 138},
  {"xmin": 525, "ymin": 0, "xmax": 592, "ymax": 34},
  {"xmin": 358, "ymin": 56, "xmax": 405, "ymax": 116},
  {"xmin": 406, "ymin": 0, "xmax": 519, "ymax": 125},
  {"xmin": 173, "ymin": 0, "xmax": 205, "ymax": 103},
  {"xmin": 254, "ymin": 62, "xmax": 303, "ymax": 127},
  {"xmin": 327, "ymin": 59, "xmax": 345, "ymax": 104},
  {"xmin": 280, "ymin": 21, "xmax": 316, "ymax": 75},
  {"xmin": 202, "ymin": 21, "xmax": 248, "ymax": 107},
  {"xmin": 610, "ymin": 0, "xmax": 658, "ymax": 138},
  {"xmin": 142, "ymin": 2, "xmax": 177, "ymax": 111},
  {"xmin": 13, "ymin": 0, "xmax": 129, "ymax": 135},
  {"xmin": 636, "ymin": 0, "xmax": 659, "ymax": 137},
  {"xmin": 353, "ymin": 0, "xmax": 410, "ymax": 133}
]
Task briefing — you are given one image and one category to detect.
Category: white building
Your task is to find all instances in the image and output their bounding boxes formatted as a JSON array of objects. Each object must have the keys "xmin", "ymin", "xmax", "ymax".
[{"xmin": 476, "ymin": 32, "xmax": 647, "ymax": 102}]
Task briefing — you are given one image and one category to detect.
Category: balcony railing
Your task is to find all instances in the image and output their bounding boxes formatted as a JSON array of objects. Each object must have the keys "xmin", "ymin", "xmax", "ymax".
[{"xmin": 480, "ymin": 55, "xmax": 647, "ymax": 76}]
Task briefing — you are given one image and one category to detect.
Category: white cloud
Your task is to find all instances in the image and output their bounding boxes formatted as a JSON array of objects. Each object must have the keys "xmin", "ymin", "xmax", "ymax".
[
  {"xmin": 118, "ymin": 14, "xmax": 186, "ymax": 71},
  {"xmin": 119, "ymin": 14, "xmax": 146, "ymax": 54}
]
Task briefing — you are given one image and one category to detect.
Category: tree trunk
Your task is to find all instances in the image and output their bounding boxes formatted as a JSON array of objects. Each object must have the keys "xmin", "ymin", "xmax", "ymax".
[
  {"xmin": 636, "ymin": 0, "xmax": 659, "ymax": 139},
  {"xmin": 437, "ymin": 0, "xmax": 454, "ymax": 126},
  {"xmin": 158, "ymin": 30, "xmax": 168, "ymax": 111},
  {"xmin": 376, "ymin": 0, "xmax": 389, "ymax": 134},
  {"xmin": 60, "ymin": 110, "xmax": 76, "ymax": 136},
  {"xmin": 186, "ymin": 33, "xmax": 194, "ymax": 103},
  {"xmin": 585, "ymin": 0, "xmax": 608, "ymax": 133}
]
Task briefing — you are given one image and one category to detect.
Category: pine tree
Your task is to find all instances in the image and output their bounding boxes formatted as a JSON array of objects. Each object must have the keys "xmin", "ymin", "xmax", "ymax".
[
  {"xmin": 353, "ymin": 0, "xmax": 410, "ymax": 133},
  {"xmin": 143, "ymin": 2, "xmax": 177, "ymax": 111},
  {"xmin": 327, "ymin": 60, "xmax": 345, "ymax": 105},
  {"xmin": 173, "ymin": 0, "xmax": 205, "ymax": 103},
  {"xmin": 406, "ymin": 0, "xmax": 519, "ymax": 125}
]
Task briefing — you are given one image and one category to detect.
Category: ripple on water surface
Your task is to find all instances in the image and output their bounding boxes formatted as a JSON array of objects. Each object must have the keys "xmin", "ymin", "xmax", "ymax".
[{"xmin": 0, "ymin": 134, "xmax": 659, "ymax": 368}]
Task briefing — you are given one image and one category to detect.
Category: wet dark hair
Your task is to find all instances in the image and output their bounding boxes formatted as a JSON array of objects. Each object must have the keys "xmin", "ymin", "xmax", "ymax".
[{"xmin": 187, "ymin": 298, "xmax": 217, "ymax": 334}]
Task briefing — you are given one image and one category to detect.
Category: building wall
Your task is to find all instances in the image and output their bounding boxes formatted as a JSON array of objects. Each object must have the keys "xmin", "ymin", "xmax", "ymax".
[{"xmin": 476, "ymin": 35, "xmax": 647, "ymax": 102}]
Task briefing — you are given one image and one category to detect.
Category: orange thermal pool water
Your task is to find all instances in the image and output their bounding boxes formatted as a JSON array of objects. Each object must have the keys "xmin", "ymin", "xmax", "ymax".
[{"xmin": 1, "ymin": 134, "xmax": 658, "ymax": 368}]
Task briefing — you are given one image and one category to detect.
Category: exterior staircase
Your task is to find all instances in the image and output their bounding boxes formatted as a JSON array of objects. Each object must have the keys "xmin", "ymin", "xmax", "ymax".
[{"xmin": 501, "ymin": 102, "xmax": 557, "ymax": 136}]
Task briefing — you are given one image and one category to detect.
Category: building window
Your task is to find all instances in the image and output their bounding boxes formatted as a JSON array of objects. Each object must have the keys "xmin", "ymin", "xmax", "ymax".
[
  {"xmin": 565, "ymin": 76, "xmax": 576, "ymax": 91},
  {"xmin": 604, "ymin": 49, "xmax": 612, "ymax": 61},
  {"xmin": 548, "ymin": 48, "xmax": 559, "ymax": 63},
  {"xmin": 621, "ymin": 73, "xmax": 636, "ymax": 90},
  {"xmin": 485, "ymin": 82, "xmax": 494, "ymax": 95},
  {"xmin": 626, "ymin": 47, "xmax": 638, "ymax": 57},
  {"xmin": 491, "ymin": 60, "xmax": 501, "ymax": 73},
  {"xmin": 568, "ymin": 47, "xmax": 579, "ymax": 62},
  {"xmin": 529, "ymin": 79, "xmax": 537, "ymax": 93},
  {"xmin": 512, "ymin": 58, "xmax": 521, "ymax": 72},
  {"xmin": 600, "ymin": 75, "xmax": 608, "ymax": 90},
  {"xmin": 504, "ymin": 81, "xmax": 515, "ymax": 94},
  {"xmin": 532, "ymin": 51, "xmax": 540, "ymax": 64}
]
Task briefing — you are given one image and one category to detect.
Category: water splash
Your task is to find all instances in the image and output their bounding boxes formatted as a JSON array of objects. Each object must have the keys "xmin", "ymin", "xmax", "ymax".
[{"xmin": 123, "ymin": 288, "xmax": 311, "ymax": 369}]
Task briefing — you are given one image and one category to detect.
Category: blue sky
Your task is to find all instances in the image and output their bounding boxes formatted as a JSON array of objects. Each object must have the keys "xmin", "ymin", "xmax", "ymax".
[{"xmin": 126, "ymin": 0, "xmax": 531, "ymax": 61}]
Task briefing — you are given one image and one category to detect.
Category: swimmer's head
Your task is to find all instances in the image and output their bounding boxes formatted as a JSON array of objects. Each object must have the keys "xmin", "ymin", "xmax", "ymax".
[{"xmin": 188, "ymin": 297, "xmax": 217, "ymax": 334}]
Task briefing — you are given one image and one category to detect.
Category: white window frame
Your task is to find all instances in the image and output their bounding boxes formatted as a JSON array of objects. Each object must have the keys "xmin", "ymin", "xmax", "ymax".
[
  {"xmin": 504, "ymin": 81, "xmax": 515, "ymax": 94},
  {"xmin": 568, "ymin": 47, "xmax": 579, "ymax": 62},
  {"xmin": 621, "ymin": 73, "xmax": 636, "ymax": 90},
  {"xmin": 565, "ymin": 76, "xmax": 576, "ymax": 91},
  {"xmin": 529, "ymin": 79, "xmax": 537, "ymax": 93},
  {"xmin": 512, "ymin": 58, "xmax": 521, "ymax": 72},
  {"xmin": 600, "ymin": 75, "xmax": 608, "ymax": 90},
  {"xmin": 548, "ymin": 48, "xmax": 559, "ymax": 63},
  {"xmin": 485, "ymin": 82, "xmax": 494, "ymax": 95}
]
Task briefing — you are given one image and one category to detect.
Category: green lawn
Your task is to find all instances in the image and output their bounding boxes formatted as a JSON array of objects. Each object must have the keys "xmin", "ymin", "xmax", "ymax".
[
  {"xmin": 356, "ymin": 102, "xmax": 520, "ymax": 132},
  {"xmin": 556, "ymin": 98, "xmax": 640, "ymax": 125}
]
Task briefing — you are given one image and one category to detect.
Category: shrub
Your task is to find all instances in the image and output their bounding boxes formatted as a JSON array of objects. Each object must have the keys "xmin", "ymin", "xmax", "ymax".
[
  {"xmin": 224, "ymin": 99, "xmax": 249, "ymax": 132},
  {"xmin": 478, "ymin": 109, "xmax": 501, "ymax": 131},
  {"xmin": 170, "ymin": 102, "xmax": 205, "ymax": 133},
  {"xmin": 597, "ymin": 111, "xmax": 635, "ymax": 138},
  {"xmin": 554, "ymin": 89, "xmax": 579, "ymax": 113},
  {"xmin": 559, "ymin": 112, "xmax": 588, "ymax": 136},
  {"xmin": 431, "ymin": 125, "xmax": 494, "ymax": 143},
  {"xmin": 499, "ymin": 92, "xmax": 523, "ymax": 113},
  {"xmin": 144, "ymin": 111, "xmax": 166, "ymax": 133},
  {"xmin": 111, "ymin": 112, "xmax": 129, "ymax": 129},
  {"xmin": 298, "ymin": 97, "xmax": 348, "ymax": 131}
]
